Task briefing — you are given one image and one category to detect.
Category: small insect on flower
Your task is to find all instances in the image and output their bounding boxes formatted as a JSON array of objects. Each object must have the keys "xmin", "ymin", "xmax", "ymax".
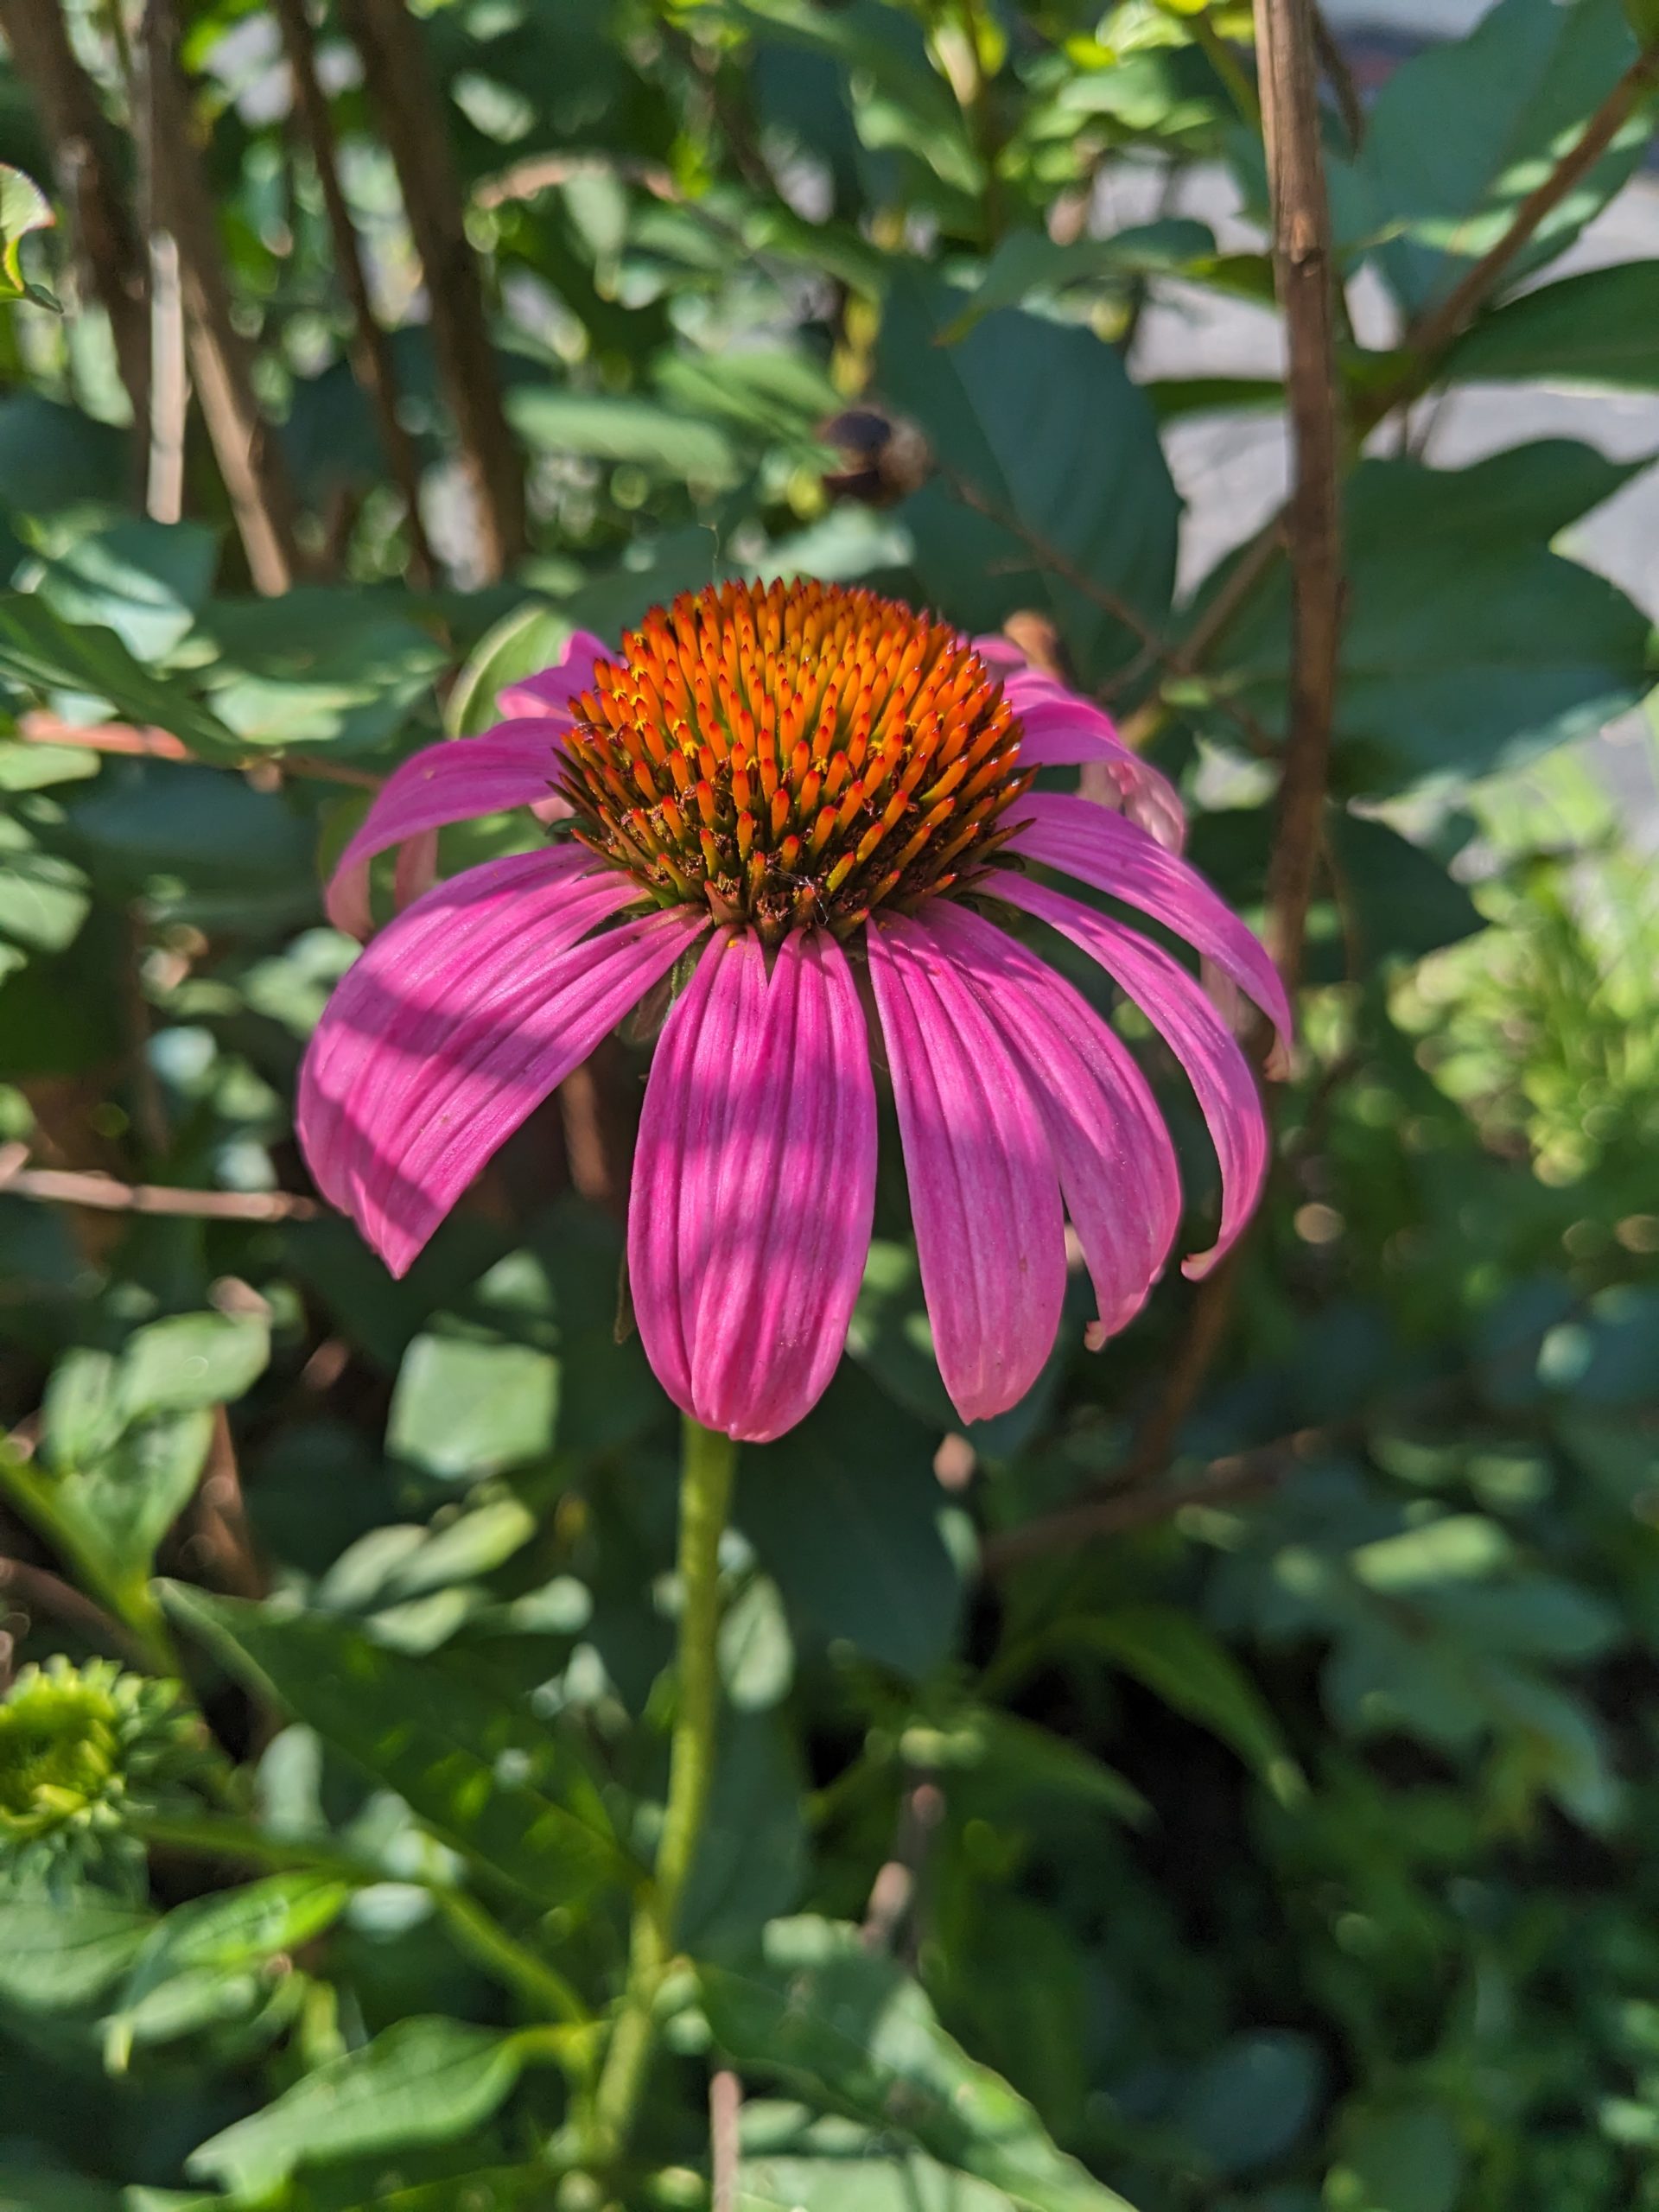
[{"xmin": 300, "ymin": 579, "xmax": 1289, "ymax": 1443}]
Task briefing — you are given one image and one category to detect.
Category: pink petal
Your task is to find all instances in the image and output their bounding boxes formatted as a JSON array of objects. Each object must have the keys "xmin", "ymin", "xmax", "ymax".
[
  {"xmin": 1007, "ymin": 791, "xmax": 1292, "ymax": 1046},
  {"xmin": 990, "ymin": 872, "xmax": 1270, "ymax": 1274},
  {"xmin": 629, "ymin": 931, "xmax": 876, "ymax": 1443},
  {"xmin": 967, "ymin": 637, "xmax": 1186, "ymax": 852},
  {"xmin": 299, "ymin": 849, "xmax": 700, "ymax": 1276},
  {"xmin": 917, "ymin": 902, "xmax": 1181, "ymax": 1346},
  {"xmin": 496, "ymin": 629, "xmax": 611, "ymax": 722},
  {"xmin": 866, "ymin": 915, "xmax": 1067, "ymax": 1426},
  {"xmin": 303, "ymin": 848, "xmax": 637, "ymax": 1215},
  {"xmin": 969, "ymin": 631, "xmax": 1027, "ymax": 674},
  {"xmin": 327, "ymin": 722, "xmax": 572, "ymax": 938}
]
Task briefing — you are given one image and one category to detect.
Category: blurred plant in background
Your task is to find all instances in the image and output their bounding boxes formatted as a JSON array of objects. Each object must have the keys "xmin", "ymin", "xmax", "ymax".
[{"xmin": 0, "ymin": 0, "xmax": 1657, "ymax": 2207}]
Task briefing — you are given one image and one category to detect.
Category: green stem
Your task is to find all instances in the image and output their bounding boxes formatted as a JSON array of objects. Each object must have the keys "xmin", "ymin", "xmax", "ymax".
[
  {"xmin": 589, "ymin": 1414, "xmax": 737, "ymax": 2164},
  {"xmin": 0, "ymin": 1439, "xmax": 179, "ymax": 1675}
]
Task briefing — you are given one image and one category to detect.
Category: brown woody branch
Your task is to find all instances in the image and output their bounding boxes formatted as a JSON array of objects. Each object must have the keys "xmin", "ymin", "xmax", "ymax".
[
  {"xmin": 1255, "ymin": 0, "xmax": 1344, "ymax": 997},
  {"xmin": 0, "ymin": 1144, "xmax": 320, "ymax": 1222},
  {"xmin": 338, "ymin": 0, "xmax": 527, "ymax": 580},
  {"xmin": 1118, "ymin": 41, "xmax": 1659, "ymax": 720},
  {"xmin": 270, "ymin": 0, "xmax": 435, "ymax": 587},
  {"xmin": 137, "ymin": 0, "xmax": 304, "ymax": 593}
]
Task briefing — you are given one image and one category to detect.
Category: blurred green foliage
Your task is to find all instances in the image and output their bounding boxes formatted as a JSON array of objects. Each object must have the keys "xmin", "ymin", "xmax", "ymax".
[{"xmin": 0, "ymin": 0, "xmax": 1657, "ymax": 2207}]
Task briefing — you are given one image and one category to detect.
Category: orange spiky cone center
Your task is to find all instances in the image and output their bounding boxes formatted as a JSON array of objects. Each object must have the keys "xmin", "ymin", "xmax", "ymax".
[{"xmin": 559, "ymin": 578, "xmax": 1033, "ymax": 944}]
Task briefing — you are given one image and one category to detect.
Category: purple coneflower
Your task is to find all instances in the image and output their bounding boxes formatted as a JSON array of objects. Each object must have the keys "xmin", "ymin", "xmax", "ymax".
[{"xmin": 299, "ymin": 579, "xmax": 1287, "ymax": 1441}]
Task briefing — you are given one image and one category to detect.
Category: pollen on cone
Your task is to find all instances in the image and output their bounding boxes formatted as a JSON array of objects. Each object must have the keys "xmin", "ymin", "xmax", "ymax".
[{"xmin": 558, "ymin": 578, "xmax": 1033, "ymax": 943}]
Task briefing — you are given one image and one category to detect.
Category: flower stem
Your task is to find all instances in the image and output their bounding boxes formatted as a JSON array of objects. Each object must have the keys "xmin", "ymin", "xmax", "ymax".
[{"xmin": 590, "ymin": 1414, "xmax": 737, "ymax": 2164}]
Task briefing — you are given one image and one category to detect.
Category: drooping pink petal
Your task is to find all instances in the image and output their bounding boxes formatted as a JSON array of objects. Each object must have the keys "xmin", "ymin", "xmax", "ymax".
[
  {"xmin": 303, "ymin": 848, "xmax": 637, "ymax": 1214},
  {"xmin": 629, "ymin": 931, "xmax": 876, "ymax": 1443},
  {"xmin": 326, "ymin": 722, "xmax": 572, "ymax": 938},
  {"xmin": 1007, "ymin": 791, "xmax": 1292, "ymax": 1046},
  {"xmin": 299, "ymin": 849, "xmax": 700, "ymax": 1275},
  {"xmin": 867, "ymin": 916, "xmax": 1067, "ymax": 1426},
  {"xmin": 967, "ymin": 637, "xmax": 1185, "ymax": 851},
  {"xmin": 990, "ymin": 871, "xmax": 1270, "ymax": 1274},
  {"xmin": 496, "ymin": 629, "xmax": 611, "ymax": 722},
  {"xmin": 917, "ymin": 902, "xmax": 1180, "ymax": 1346}
]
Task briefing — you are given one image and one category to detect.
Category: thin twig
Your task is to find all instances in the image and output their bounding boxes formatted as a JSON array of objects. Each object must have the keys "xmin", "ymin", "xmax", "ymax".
[
  {"xmin": 1255, "ymin": 0, "xmax": 1344, "ymax": 997},
  {"xmin": 18, "ymin": 712, "xmax": 383, "ymax": 790},
  {"xmin": 270, "ymin": 0, "xmax": 435, "ymax": 587},
  {"xmin": 709, "ymin": 2068, "xmax": 742, "ymax": 2212},
  {"xmin": 0, "ymin": 1145, "xmax": 319, "ymax": 1222},
  {"xmin": 0, "ymin": 1554, "xmax": 153, "ymax": 1665},
  {"xmin": 1311, "ymin": 5, "xmax": 1364, "ymax": 150},
  {"xmin": 982, "ymin": 1440, "xmax": 1300, "ymax": 1577},
  {"xmin": 1400, "ymin": 48, "xmax": 1659, "ymax": 372},
  {"xmin": 943, "ymin": 467, "xmax": 1278, "ymax": 757},
  {"xmin": 476, "ymin": 152, "xmax": 677, "ymax": 209},
  {"xmin": 860, "ymin": 1776, "xmax": 945, "ymax": 1963},
  {"xmin": 145, "ymin": 229, "xmax": 188, "ymax": 524}
]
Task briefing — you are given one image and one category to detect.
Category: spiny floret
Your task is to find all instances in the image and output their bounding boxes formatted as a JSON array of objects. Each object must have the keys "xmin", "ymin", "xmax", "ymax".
[{"xmin": 559, "ymin": 577, "xmax": 1033, "ymax": 943}]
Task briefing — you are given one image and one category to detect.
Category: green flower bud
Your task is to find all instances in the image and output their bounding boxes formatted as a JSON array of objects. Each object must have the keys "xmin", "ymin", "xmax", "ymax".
[{"xmin": 0, "ymin": 1658, "xmax": 209, "ymax": 1876}]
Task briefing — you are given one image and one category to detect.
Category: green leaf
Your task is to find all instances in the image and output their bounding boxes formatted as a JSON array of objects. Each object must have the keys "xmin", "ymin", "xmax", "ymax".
[
  {"xmin": 1217, "ymin": 443, "xmax": 1653, "ymax": 792},
  {"xmin": 1445, "ymin": 261, "xmax": 1659, "ymax": 389},
  {"xmin": 734, "ymin": 0, "xmax": 981, "ymax": 198},
  {"xmin": 33, "ymin": 518, "xmax": 219, "ymax": 662},
  {"xmin": 0, "ymin": 166, "xmax": 54, "ymax": 306},
  {"xmin": 195, "ymin": 591, "xmax": 446, "ymax": 760},
  {"xmin": 162, "ymin": 1585, "xmax": 628, "ymax": 1906},
  {"xmin": 0, "ymin": 596, "xmax": 241, "ymax": 762},
  {"xmin": 115, "ymin": 1310, "xmax": 270, "ymax": 1423},
  {"xmin": 1074, "ymin": 1605, "xmax": 1305, "ymax": 1803},
  {"xmin": 740, "ymin": 2154, "xmax": 1018, "ymax": 2209},
  {"xmin": 681, "ymin": 1713, "xmax": 808, "ymax": 1954},
  {"xmin": 1351, "ymin": 0, "xmax": 1647, "ymax": 314},
  {"xmin": 701, "ymin": 1917, "xmax": 1139, "ymax": 2212},
  {"xmin": 877, "ymin": 269, "xmax": 1179, "ymax": 686},
  {"xmin": 105, "ymin": 1872, "xmax": 349, "ymax": 2067},
  {"xmin": 387, "ymin": 1333, "xmax": 559, "ymax": 1480},
  {"xmin": 184, "ymin": 2017, "xmax": 537, "ymax": 2198},
  {"xmin": 1173, "ymin": 2031, "xmax": 1325, "ymax": 2175},
  {"xmin": 1333, "ymin": 2104, "xmax": 1465, "ymax": 2212},
  {"xmin": 0, "ymin": 1891, "xmax": 152, "ymax": 2012},
  {"xmin": 740, "ymin": 1362, "xmax": 963, "ymax": 1680},
  {"xmin": 943, "ymin": 219, "xmax": 1217, "ymax": 334},
  {"xmin": 506, "ymin": 389, "xmax": 740, "ymax": 484},
  {"xmin": 447, "ymin": 600, "xmax": 575, "ymax": 736}
]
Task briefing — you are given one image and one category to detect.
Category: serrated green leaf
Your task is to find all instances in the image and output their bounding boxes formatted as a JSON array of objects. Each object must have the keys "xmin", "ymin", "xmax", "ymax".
[
  {"xmin": 0, "ymin": 1891, "xmax": 153, "ymax": 2012},
  {"xmin": 162, "ymin": 1585, "xmax": 629, "ymax": 1906},
  {"xmin": 701, "ymin": 1918, "xmax": 1140, "ymax": 2211},
  {"xmin": 184, "ymin": 2017, "xmax": 536, "ymax": 2198}
]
